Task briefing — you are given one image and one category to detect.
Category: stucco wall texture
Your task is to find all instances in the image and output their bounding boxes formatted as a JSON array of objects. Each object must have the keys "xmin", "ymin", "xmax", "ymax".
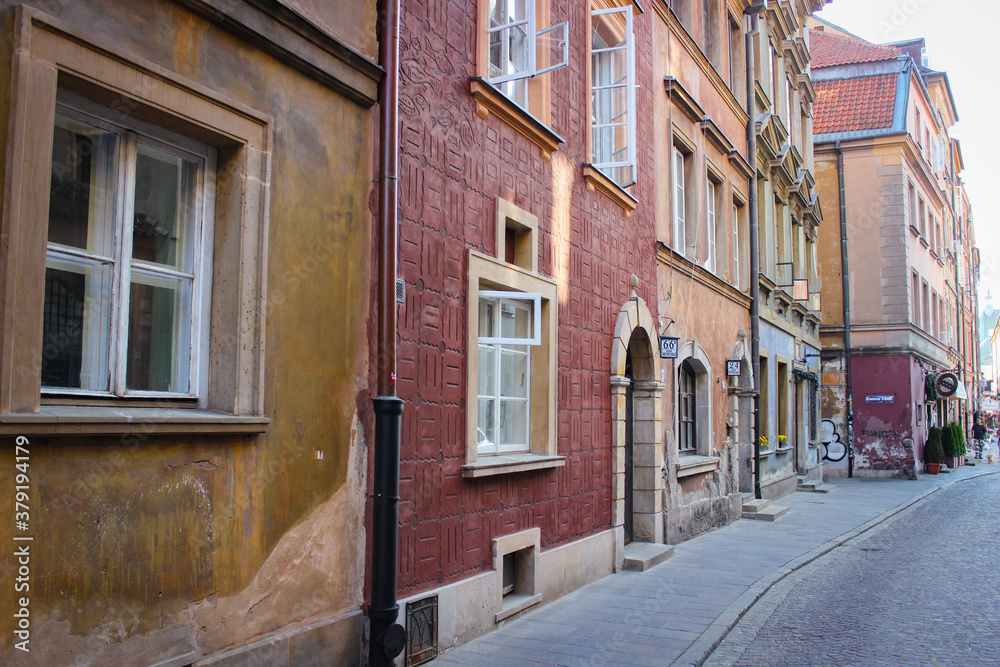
[
  {"xmin": 0, "ymin": 0, "xmax": 377, "ymax": 663},
  {"xmin": 391, "ymin": 0, "xmax": 659, "ymax": 599}
]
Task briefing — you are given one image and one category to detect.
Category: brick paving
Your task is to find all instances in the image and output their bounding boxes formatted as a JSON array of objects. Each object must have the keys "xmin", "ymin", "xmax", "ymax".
[{"xmin": 430, "ymin": 462, "xmax": 1000, "ymax": 666}]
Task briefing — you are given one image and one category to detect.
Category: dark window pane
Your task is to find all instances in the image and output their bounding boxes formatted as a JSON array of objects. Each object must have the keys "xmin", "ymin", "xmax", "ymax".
[{"xmin": 41, "ymin": 268, "xmax": 85, "ymax": 388}]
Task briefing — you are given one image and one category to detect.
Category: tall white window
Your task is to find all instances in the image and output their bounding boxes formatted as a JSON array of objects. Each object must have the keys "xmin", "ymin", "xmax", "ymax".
[
  {"xmin": 591, "ymin": 6, "xmax": 636, "ymax": 187},
  {"xmin": 731, "ymin": 202, "xmax": 740, "ymax": 289},
  {"xmin": 672, "ymin": 146, "xmax": 687, "ymax": 256},
  {"xmin": 43, "ymin": 97, "xmax": 214, "ymax": 397},
  {"xmin": 706, "ymin": 179, "xmax": 717, "ymax": 273},
  {"xmin": 477, "ymin": 291, "xmax": 541, "ymax": 454},
  {"xmin": 786, "ymin": 79, "xmax": 794, "ymax": 138},
  {"xmin": 487, "ymin": 0, "xmax": 568, "ymax": 109}
]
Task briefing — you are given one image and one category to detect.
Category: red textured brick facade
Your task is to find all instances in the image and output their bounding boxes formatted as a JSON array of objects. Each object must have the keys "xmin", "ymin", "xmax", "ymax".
[{"xmin": 390, "ymin": 0, "xmax": 658, "ymax": 597}]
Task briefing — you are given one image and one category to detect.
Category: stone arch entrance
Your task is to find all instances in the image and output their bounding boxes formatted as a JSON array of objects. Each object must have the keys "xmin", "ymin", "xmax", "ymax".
[{"xmin": 611, "ymin": 292, "xmax": 663, "ymax": 566}]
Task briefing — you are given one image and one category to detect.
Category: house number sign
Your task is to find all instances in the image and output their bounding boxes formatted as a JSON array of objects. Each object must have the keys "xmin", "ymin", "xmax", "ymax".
[
  {"xmin": 659, "ymin": 336, "xmax": 679, "ymax": 359},
  {"xmin": 726, "ymin": 359, "xmax": 741, "ymax": 377}
]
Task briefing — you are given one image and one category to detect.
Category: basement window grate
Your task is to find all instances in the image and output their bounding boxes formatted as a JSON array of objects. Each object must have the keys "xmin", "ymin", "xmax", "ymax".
[{"xmin": 406, "ymin": 595, "xmax": 438, "ymax": 666}]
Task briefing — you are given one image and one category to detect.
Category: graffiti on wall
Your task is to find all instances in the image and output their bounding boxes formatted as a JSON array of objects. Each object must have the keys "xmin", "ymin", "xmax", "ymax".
[{"xmin": 820, "ymin": 419, "xmax": 847, "ymax": 462}]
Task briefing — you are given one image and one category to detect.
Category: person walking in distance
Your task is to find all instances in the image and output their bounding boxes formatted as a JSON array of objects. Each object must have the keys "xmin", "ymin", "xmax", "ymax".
[{"xmin": 972, "ymin": 417, "xmax": 987, "ymax": 459}]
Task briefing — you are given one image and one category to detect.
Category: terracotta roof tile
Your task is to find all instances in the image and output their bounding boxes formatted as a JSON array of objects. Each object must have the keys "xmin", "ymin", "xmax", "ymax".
[
  {"xmin": 814, "ymin": 74, "xmax": 897, "ymax": 134},
  {"xmin": 810, "ymin": 29, "xmax": 901, "ymax": 67}
]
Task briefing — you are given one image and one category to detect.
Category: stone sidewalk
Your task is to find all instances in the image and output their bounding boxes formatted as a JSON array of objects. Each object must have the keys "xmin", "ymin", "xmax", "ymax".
[{"xmin": 431, "ymin": 462, "xmax": 1000, "ymax": 666}]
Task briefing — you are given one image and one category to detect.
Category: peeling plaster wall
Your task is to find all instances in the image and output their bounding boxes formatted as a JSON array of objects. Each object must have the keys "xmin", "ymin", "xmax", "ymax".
[
  {"xmin": 0, "ymin": 0, "xmax": 375, "ymax": 663},
  {"xmin": 850, "ymin": 354, "xmax": 918, "ymax": 478}
]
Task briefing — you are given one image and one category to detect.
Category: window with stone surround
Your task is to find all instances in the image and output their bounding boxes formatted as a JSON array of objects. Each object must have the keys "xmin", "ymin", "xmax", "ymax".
[
  {"xmin": 0, "ymin": 12, "xmax": 270, "ymax": 434},
  {"xmin": 678, "ymin": 361, "xmax": 697, "ymax": 452},
  {"xmin": 463, "ymin": 199, "xmax": 560, "ymax": 477},
  {"xmin": 44, "ymin": 93, "xmax": 214, "ymax": 399}
]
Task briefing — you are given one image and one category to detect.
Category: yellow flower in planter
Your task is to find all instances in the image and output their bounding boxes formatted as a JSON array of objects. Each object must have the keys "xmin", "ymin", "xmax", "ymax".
[
  {"xmin": 778, "ymin": 434, "xmax": 788, "ymax": 445},
  {"xmin": 758, "ymin": 435, "xmax": 768, "ymax": 448}
]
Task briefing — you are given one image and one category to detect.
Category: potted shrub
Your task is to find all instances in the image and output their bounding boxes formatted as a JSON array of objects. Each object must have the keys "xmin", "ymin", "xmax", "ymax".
[
  {"xmin": 925, "ymin": 427, "xmax": 944, "ymax": 474},
  {"xmin": 941, "ymin": 423, "xmax": 956, "ymax": 468},
  {"xmin": 943, "ymin": 422, "xmax": 965, "ymax": 468},
  {"xmin": 954, "ymin": 422, "xmax": 967, "ymax": 466}
]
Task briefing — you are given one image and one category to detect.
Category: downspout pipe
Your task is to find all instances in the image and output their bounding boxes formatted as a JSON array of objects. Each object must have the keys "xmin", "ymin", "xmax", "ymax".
[
  {"xmin": 745, "ymin": 0, "xmax": 765, "ymax": 499},
  {"xmin": 370, "ymin": 0, "xmax": 406, "ymax": 664},
  {"xmin": 836, "ymin": 141, "xmax": 854, "ymax": 478},
  {"xmin": 949, "ymin": 142, "xmax": 966, "ymax": 435}
]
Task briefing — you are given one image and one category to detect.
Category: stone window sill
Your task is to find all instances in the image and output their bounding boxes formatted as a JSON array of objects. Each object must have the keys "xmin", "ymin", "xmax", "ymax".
[
  {"xmin": 582, "ymin": 165, "xmax": 637, "ymax": 217},
  {"xmin": 469, "ymin": 78, "xmax": 563, "ymax": 159},
  {"xmin": 676, "ymin": 454, "xmax": 720, "ymax": 478},
  {"xmin": 0, "ymin": 406, "xmax": 270, "ymax": 435},
  {"xmin": 462, "ymin": 453, "xmax": 565, "ymax": 478},
  {"xmin": 757, "ymin": 447, "xmax": 775, "ymax": 458},
  {"xmin": 496, "ymin": 593, "xmax": 542, "ymax": 622},
  {"xmin": 776, "ymin": 445, "xmax": 793, "ymax": 453}
]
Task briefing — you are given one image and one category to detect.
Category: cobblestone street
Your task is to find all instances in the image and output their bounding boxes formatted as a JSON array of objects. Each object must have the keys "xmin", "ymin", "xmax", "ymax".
[
  {"xmin": 706, "ymin": 473, "xmax": 1000, "ymax": 667},
  {"xmin": 429, "ymin": 466, "xmax": 999, "ymax": 666}
]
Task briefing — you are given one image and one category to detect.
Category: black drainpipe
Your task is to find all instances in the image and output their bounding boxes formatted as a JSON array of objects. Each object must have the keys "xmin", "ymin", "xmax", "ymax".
[
  {"xmin": 745, "ymin": 0, "xmax": 765, "ymax": 499},
  {"xmin": 836, "ymin": 141, "xmax": 854, "ymax": 478},
  {"xmin": 370, "ymin": 0, "xmax": 406, "ymax": 664}
]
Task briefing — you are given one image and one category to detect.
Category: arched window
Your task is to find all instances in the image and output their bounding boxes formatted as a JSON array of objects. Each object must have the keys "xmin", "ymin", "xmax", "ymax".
[{"xmin": 679, "ymin": 360, "xmax": 697, "ymax": 452}]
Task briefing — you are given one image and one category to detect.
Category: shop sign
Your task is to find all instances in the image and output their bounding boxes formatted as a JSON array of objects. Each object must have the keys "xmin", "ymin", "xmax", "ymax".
[
  {"xmin": 935, "ymin": 372, "xmax": 959, "ymax": 398},
  {"xmin": 865, "ymin": 395, "xmax": 895, "ymax": 404}
]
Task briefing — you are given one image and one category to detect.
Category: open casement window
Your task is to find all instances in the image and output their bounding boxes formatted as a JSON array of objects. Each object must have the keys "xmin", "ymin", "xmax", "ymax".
[
  {"xmin": 43, "ymin": 96, "xmax": 214, "ymax": 399},
  {"xmin": 487, "ymin": 0, "xmax": 569, "ymax": 109},
  {"xmin": 477, "ymin": 291, "xmax": 542, "ymax": 455},
  {"xmin": 590, "ymin": 6, "xmax": 636, "ymax": 188}
]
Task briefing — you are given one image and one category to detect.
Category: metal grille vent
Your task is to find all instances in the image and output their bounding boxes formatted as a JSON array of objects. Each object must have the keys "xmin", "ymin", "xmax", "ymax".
[
  {"xmin": 395, "ymin": 278, "xmax": 405, "ymax": 303},
  {"xmin": 406, "ymin": 595, "xmax": 438, "ymax": 666}
]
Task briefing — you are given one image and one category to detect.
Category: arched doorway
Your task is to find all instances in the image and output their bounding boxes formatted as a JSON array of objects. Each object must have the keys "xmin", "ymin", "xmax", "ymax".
[{"xmin": 611, "ymin": 293, "xmax": 663, "ymax": 565}]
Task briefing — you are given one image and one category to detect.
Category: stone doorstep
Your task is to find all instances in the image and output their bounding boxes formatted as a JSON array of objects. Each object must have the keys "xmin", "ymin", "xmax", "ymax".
[
  {"xmin": 741, "ymin": 498, "xmax": 772, "ymax": 514},
  {"xmin": 797, "ymin": 479, "xmax": 837, "ymax": 493},
  {"xmin": 742, "ymin": 505, "xmax": 790, "ymax": 521},
  {"xmin": 623, "ymin": 541, "xmax": 675, "ymax": 571}
]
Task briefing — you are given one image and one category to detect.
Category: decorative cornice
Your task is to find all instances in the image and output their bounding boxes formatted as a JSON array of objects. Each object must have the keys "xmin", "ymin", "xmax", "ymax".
[
  {"xmin": 174, "ymin": 0, "xmax": 382, "ymax": 107},
  {"xmin": 664, "ymin": 76, "xmax": 706, "ymax": 124},
  {"xmin": 469, "ymin": 78, "xmax": 564, "ymax": 159},
  {"xmin": 702, "ymin": 117, "xmax": 735, "ymax": 155},
  {"xmin": 582, "ymin": 165, "xmax": 638, "ymax": 217},
  {"xmin": 655, "ymin": 243, "xmax": 751, "ymax": 309}
]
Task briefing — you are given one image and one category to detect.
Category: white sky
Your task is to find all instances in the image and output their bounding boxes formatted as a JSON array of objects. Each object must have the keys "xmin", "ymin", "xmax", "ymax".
[{"xmin": 814, "ymin": 0, "xmax": 1000, "ymax": 313}]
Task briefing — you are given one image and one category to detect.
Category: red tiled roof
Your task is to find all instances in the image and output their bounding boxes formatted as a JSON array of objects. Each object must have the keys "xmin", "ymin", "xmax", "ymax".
[
  {"xmin": 814, "ymin": 74, "xmax": 897, "ymax": 134},
  {"xmin": 810, "ymin": 29, "xmax": 900, "ymax": 67}
]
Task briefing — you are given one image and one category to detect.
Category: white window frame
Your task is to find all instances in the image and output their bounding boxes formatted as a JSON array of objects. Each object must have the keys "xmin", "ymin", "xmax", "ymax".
[
  {"xmin": 590, "ymin": 6, "xmax": 636, "ymax": 187},
  {"xmin": 43, "ymin": 93, "xmax": 215, "ymax": 400},
  {"xmin": 706, "ymin": 179, "xmax": 717, "ymax": 273},
  {"xmin": 487, "ymin": 0, "xmax": 569, "ymax": 100},
  {"xmin": 672, "ymin": 146, "xmax": 686, "ymax": 256},
  {"xmin": 478, "ymin": 291, "xmax": 542, "ymax": 345},
  {"xmin": 731, "ymin": 202, "xmax": 740, "ymax": 289},
  {"xmin": 477, "ymin": 290, "xmax": 542, "ymax": 455}
]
